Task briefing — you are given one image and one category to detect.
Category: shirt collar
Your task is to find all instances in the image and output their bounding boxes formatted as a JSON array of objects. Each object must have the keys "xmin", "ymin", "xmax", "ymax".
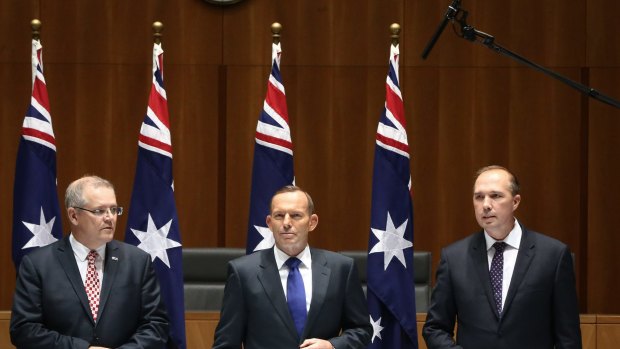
[
  {"xmin": 69, "ymin": 233, "xmax": 107, "ymax": 261},
  {"xmin": 484, "ymin": 218, "xmax": 522, "ymax": 251},
  {"xmin": 274, "ymin": 244, "xmax": 311, "ymax": 270}
]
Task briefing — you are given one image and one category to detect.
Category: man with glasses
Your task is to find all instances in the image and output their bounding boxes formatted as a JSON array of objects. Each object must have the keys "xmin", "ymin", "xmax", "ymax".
[{"xmin": 11, "ymin": 175, "xmax": 169, "ymax": 349}]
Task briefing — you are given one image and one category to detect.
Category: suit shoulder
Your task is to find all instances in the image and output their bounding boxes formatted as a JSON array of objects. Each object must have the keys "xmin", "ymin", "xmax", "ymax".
[
  {"xmin": 525, "ymin": 229, "xmax": 570, "ymax": 251},
  {"xmin": 228, "ymin": 249, "xmax": 264, "ymax": 268},
  {"xmin": 316, "ymin": 249, "xmax": 354, "ymax": 264},
  {"xmin": 108, "ymin": 240, "xmax": 152, "ymax": 260},
  {"xmin": 21, "ymin": 238, "xmax": 65, "ymax": 262},
  {"xmin": 442, "ymin": 232, "xmax": 481, "ymax": 254}
]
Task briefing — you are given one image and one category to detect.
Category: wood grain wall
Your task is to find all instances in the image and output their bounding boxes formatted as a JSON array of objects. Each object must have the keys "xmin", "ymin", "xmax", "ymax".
[{"xmin": 1, "ymin": 0, "xmax": 618, "ymax": 314}]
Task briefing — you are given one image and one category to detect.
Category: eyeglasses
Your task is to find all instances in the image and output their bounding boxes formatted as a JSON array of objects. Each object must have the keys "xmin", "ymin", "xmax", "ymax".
[{"xmin": 73, "ymin": 206, "xmax": 123, "ymax": 216}]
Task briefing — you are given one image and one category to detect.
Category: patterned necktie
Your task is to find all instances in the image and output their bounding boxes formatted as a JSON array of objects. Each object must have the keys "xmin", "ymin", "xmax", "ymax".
[
  {"xmin": 490, "ymin": 242, "xmax": 506, "ymax": 315},
  {"xmin": 285, "ymin": 257, "xmax": 307, "ymax": 337},
  {"xmin": 85, "ymin": 250, "xmax": 101, "ymax": 322}
]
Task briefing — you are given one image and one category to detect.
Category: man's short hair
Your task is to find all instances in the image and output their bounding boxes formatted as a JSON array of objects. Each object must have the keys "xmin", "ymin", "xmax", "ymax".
[
  {"xmin": 271, "ymin": 185, "xmax": 315, "ymax": 214},
  {"xmin": 474, "ymin": 165, "xmax": 520, "ymax": 196},
  {"xmin": 65, "ymin": 175, "xmax": 115, "ymax": 208}
]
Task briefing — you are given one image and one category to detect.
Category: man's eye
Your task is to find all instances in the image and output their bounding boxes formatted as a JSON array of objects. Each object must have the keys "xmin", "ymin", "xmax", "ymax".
[{"xmin": 93, "ymin": 209, "xmax": 105, "ymax": 216}]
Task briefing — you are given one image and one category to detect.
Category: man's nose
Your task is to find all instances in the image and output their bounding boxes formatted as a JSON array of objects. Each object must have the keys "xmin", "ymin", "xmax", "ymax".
[
  {"xmin": 282, "ymin": 214, "xmax": 292, "ymax": 226},
  {"xmin": 482, "ymin": 197, "xmax": 492, "ymax": 209}
]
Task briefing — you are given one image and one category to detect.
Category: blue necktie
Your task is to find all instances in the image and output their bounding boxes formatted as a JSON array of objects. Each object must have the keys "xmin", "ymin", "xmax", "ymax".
[
  {"xmin": 285, "ymin": 257, "xmax": 307, "ymax": 337},
  {"xmin": 490, "ymin": 242, "xmax": 506, "ymax": 315}
]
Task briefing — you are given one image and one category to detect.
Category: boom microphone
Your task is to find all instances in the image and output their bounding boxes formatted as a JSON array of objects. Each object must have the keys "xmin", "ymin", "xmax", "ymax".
[{"xmin": 421, "ymin": 0, "xmax": 461, "ymax": 59}]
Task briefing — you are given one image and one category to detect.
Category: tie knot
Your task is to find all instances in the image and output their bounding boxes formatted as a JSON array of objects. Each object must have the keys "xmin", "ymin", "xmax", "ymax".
[
  {"xmin": 493, "ymin": 242, "xmax": 506, "ymax": 253},
  {"xmin": 285, "ymin": 257, "xmax": 302, "ymax": 270},
  {"xmin": 87, "ymin": 250, "xmax": 99, "ymax": 262}
]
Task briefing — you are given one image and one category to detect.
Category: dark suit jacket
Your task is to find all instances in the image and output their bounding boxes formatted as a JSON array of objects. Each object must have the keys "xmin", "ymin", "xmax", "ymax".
[
  {"xmin": 212, "ymin": 248, "xmax": 372, "ymax": 349},
  {"xmin": 10, "ymin": 237, "xmax": 169, "ymax": 349},
  {"xmin": 423, "ymin": 225, "xmax": 582, "ymax": 349}
]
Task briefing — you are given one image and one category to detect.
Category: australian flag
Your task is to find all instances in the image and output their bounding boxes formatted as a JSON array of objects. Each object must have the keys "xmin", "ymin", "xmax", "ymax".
[
  {"xmin": 366, "ymin": 42, "xmax": 418, "ymax": 348},
  {"xmin": 246, "ymin": 41, "xmax": 294, "ymax": 254},
  {"xmin": 125, "ymin": 42, "xmax": 186, "ymax": 349},
  {"xmin": 12, "ymin": 38, "xmax": 62, "ymax": 270}
]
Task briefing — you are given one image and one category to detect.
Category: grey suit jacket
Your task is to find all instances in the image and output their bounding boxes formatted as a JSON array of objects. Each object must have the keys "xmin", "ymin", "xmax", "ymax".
[
  {"xmin": 10, "ymin": 237, "xmax": 169, "ymax": 349},
  {"xmin": 423, "ymin": 225, "xmax": 582, "ymax": 349},
  {"xmin": 212, "ymin": 247, "xmax": 372, "ymax": 349}
]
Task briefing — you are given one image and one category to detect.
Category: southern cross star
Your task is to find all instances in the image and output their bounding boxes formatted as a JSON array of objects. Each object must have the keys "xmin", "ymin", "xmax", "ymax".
[
  {"xmin": 253, "ymin": 225, "xmax": 275, "ymax": 251},
  {"xmin": 131, "ymin": 214, "xmax": 181, "ymax": 268},
  {"xmin": 369, "ymin": 212, "xmax": 412, "ymax": 270},
  {"xmin": 370, "ymin": 315, "xmax": 384, "ymax": 343},
  {"xmin": 22, "ymin": 207, "xmax": 58, "ymax": 249}
]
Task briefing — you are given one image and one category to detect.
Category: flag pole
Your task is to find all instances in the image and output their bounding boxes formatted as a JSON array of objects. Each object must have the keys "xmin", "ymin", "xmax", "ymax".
[
  {"xmin": 153, "ymin": 21, "xmax": 163, "ymax": 44},
  {"xmin": 271, "ymin": 22, "xmax": 281, "ymax": 44},
  {"xmin": 390, "ymin": 23, "xmax": 400, "ymax": 47},
  {"xmin": 31, "ymin": 19, "xmax": 41, "ymax": 41}
]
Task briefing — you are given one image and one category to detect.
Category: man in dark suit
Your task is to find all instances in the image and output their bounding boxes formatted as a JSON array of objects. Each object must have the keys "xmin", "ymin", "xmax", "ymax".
[
  {"xmin": 10, "ymin": 175, "xmax": 169, "ymax": 349},
  {"xmin": 423, "ymin": 165, "xmax": 582, "ymax": 349},
  {"xmin": 213, "ymin": 185, "xmax": 372, "ymax": 349}
]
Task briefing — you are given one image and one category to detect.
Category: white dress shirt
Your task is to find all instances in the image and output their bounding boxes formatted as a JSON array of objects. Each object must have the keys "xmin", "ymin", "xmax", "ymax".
[
  {"xmin": 69, "ymin": 234, "xmax": 106, "ymax": 286},
  {"xmin": 484, "ymin": 219, "xmax": 522, "ymax": 310},
  {"xmin": 274, "ymin": 245, "xmax": 313, "ymax": 312}
]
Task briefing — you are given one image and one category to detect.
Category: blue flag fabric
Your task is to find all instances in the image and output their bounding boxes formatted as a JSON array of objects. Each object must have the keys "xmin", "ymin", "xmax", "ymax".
[
  {"xmin": 246, "ymin": 42, "xmax": 294, "ymax": 254},
  {"xmin": 124, "ymin": 43, "xmax": 186, "ymax": 349},
  {"xmin": 367, "ymin": 43, "xmax": 418, "ymax": 349},
  {"xmin": 12, "ymin": 39, "xmax": 62, "ymax": 270}
]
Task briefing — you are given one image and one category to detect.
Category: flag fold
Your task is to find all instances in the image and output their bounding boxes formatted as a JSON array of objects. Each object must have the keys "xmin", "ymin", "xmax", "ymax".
[
  {"xmin": 12, "ymin": 39, "xmax": 62, "ymax": 270},
  {"xmin": 125, "ymin": 43, "xmax": 186, "ymax": 349},
  {"xmin": 367, "ymin": 43, "xmax": 418, "ymax": 349}
]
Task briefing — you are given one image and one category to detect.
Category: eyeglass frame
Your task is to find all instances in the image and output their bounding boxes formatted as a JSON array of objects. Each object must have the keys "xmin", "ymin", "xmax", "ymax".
[{"xmin": 73, "ymin": 206, "xmax": 123, "ymax": 217}]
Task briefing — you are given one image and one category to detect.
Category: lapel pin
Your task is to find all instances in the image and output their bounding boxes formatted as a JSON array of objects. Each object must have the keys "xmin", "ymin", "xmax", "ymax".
[{"xmin": 112, "ymin": 256, "xmax": 118, "ymax": 261}]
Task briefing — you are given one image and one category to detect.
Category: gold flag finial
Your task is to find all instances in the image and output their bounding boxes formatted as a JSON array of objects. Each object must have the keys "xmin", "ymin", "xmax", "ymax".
[
  {"xmin": 153, "ymin": 21, "xmax": 163, "ymax": 44},
  {"xmin": 271, "ymin": 22, "xmax": 282, "ymax": 44},
  {"xmin": 390, "ymin": 23, "xmax": 401, "ymax": 46},
  {"xmin": 31, "ymin": 19, "xmax": 42, "ymax": 40}
]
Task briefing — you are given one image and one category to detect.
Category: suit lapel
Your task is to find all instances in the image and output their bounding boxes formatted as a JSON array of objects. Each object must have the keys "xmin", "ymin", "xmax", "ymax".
[
  {"xmin": 502, "ymin": 227, "xmax": 535, "ymax": 318},
  {"xmin": 257, "ymin": 249, "xmax": 298, "ymax": 339},
  {"xmin": 97, "ymin": 241, "xmax": 120, "ymax": 324},
  {"xmin": 470, "ymin": 232, "xmax": 502, "ymax": 319},
  {"xmin": 304, "ymin": 249, "xmax": 330, "ymax": 338},
  {"xmin": 55, "ymin": 237, "xmax": 94, "ymax": 324}
]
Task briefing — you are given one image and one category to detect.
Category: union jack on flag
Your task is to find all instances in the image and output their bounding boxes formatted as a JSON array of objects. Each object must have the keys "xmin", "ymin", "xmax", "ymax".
[
  {"xmin": 246, "ymin": 41, "xmax": 294, "ymax": 254},
  {"xmin": 12, "ymin": 38, "xmax": 62, "ymax": 270},
  {"xmin": 125, "ymin": 42, "xmax": 186, "ymax": 348},
  {"xmin": 367, "ymin": 42, "xmax": 418, "ymax": 349}
]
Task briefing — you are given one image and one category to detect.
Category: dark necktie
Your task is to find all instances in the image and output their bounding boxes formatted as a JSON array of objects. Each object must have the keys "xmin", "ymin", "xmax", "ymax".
[
  {"xmin": 85, "ymin": 250, "xmax": 101, "ymax": 322},
  {"xmin": 490, "ymin": 242, "xmax": 506, "ymax": 315},
  {"xmin": 285, "ymin": 257, "xmax": 307, "ymax": 337}
]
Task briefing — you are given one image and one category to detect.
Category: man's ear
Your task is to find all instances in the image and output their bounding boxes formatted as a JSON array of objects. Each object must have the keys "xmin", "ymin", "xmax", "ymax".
[
  {"xmin": 512, "ymin": 194, "xmax": 521, "ymax": 211},
  {"xmin": 265, "ymin": 215, "xmax": 272, "ymax": 229},
  {"xmin": 308, "ymin": 214, "xmax": 319, "ymax": 232},
  {"xmin": 68, "ymin": 207, "xmax": 79, "ymax": 225}
]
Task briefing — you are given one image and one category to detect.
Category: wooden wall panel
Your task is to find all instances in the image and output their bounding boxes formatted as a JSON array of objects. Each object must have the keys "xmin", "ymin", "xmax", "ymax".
[
  {"xmin": 406, "ymin": 0, "xmax": 586, "ymax": 67},
  {"xmin": 224, "ymin": 66, "xmax": 268, "ymax": 247},
  {"xmin": 587, "ymin": 69, "xmax": 620, "ymax": 314},
  {"xmin": 587, "ymin": 0, "xmax": 620, "ymax": 67},
  {"xmin": 167, "ymin": 64, "xmax": 221, "ymax": 247},
  {"xmin": 288, "ymin": 66, "xmax": 385, "ymax": 251},
  {"xmin": 222, "ymin": 0, "xmax": 402, "ymax": 67}
]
